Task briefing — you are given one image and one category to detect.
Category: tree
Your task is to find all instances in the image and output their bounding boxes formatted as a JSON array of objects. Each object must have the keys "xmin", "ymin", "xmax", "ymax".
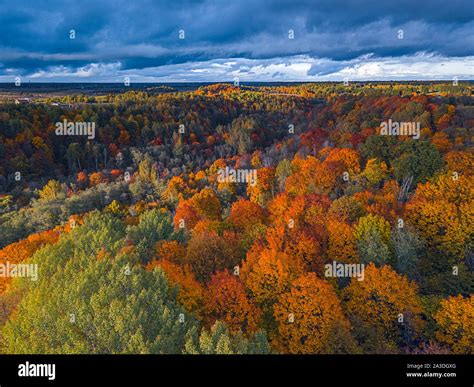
[
  {"xmin": 328, "ymin": 196, "xmax": 366, "ymax": 224},
  {"xmin": 66, "ymin": 143, "xmax": 83, "ymax": 171},
  {"xmin": 445, "ymin": 150, "xmax": 474, "ymax": 177},
  {"xmin": 392, "ymin": 227, "xmax": 425, "ymax": 281},
  {"xmin": 431, "ymin": 132, "xmax": 452, "ymax": 153},
  {"xmin": 1, "ymin": 214, "xmax": 196, "ymax": 354},
  {"xmin": 242, "ymin": 248, "xmax": 294, "ymax": 302},
  {"xmin": 147, "ymin": 259, "xmax": 204, "ymax": 316},
  {"xmin": 273, "ymin": 273, "xmax": 356, "ymax": 354},
  {"xmin": 285, "ymin": 155, "xmax": 337, "ymax": 195},
  {"xmin": 434, "ymin": 295, "xmax": 473, "ymax": 354},
  {"xmin": 118, "ymin": 129, "xmax": 130, "ymax": 146},
  {"xmin": 155, "ymin": 240, "xmax": 187, "ymax": 265},
  {"xmin": 89, "ymin": 172, "xmax": 108, "ymax": 187},
  {"xmin": 263, "ymin": 224, "xmax": 324, "ymax": 273},
  {"xmin": 185, "ymin": 231, "xmax": 237, "ymax": 282},
  {"xmin": 227, "ymin": 199, "xmax": 266, "ymax": 231},
  {"xmin": 184, "ymin": 321, "xmax": 270, "ymax": 354},
  {"xmin": 359, "ymin": 158, "xmax": 389, "ymax": 188},
  {"xmin": 189, "ymin": 187, "xmax": 222, "ymax": 221},
  {"xmin": 406, "ymin": 173, "xmax": 473, "ymax": 263},
  {"xmin": 110, "ymin": 169, "xmax": 123, "ymax": 180},
  {"xmin": 76, "ymin": 171, "xmax": 88, "ymax": 189},
  {"xmin": 174, "ymin": 199, "xmax": 200, "ymax": 231},
  {"xmin": 327, "ymin": 219, "xmax": 358, "ymax": 264},
  {"xmin": 38, "ymin": 180, "xmax": 63, "ymax": 201},
  {"xmin": 106, "ymin": 199, "xmax": 123, "ymax": 215},
  {"xmin": 300, "ymin": 128, "xmax": 327, "ymax": 155},
  {"xmin": 227, "ymin": 117, "xmax": 255, "ymax": 154},
  {"xmin": 354, "ymin": 214, "xmax": 392, "ymax": 266},
  {"xmin": 129, "ymin": 157, "xmax": 164, "ymax": 201},
  {"xmin": 266, "ymin": 194, "xmax": 330, "ymax": 272},
  {"xmin": 343, "ymin": 264, "xmax": 424, "ymax": 352},
  {"xmin": 392, "ymin": 141, "xmax": 445, "ymax": 185},
  {"xmin": 203, "ymin": 271, "xmax": 261, "ymax": 334},
  {"xmin": 275, "ymin": 158, "xmax": 293, "ymax": 190},
  {"xmin": 247, "ymin": 167, "xmax": 276, "ymax": 207},
  {"xmin": 0, "ymin": 229, "xmax": 61, "ymax": 294},
  {"xmin": 268, "ymin": 192, "xmax": 331, "ymax": 229},
  {"xmin": 360, "ymin": 134, "xmax": 398, "ymax": 164},
  {"xmin": 226, "ymin": 199, "xmax": 267, "ymax": 249},
  {"xmin": 325, "ymin": 147, "xmax": 361, "ymax": 175},
  {"xmin": 126, "ymin": 208, "xmax": 173, "ymax": 259}
]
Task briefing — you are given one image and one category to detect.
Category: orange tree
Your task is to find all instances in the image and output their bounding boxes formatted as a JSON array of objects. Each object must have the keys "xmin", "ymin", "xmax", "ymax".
[
  {"xmin": 247, "ymin": 167, "xmax": 276, "ymax": 207},
  {"xmin": 327, "ymin": 219, "xmax": 358, "ymax": 264},
  {"xmin": 203, "ymin": 270, "xmax": 261, "ymax": 334},
  {"xmin": 273, "ymin": 272, "xmax": 356, "ymax": 354}
]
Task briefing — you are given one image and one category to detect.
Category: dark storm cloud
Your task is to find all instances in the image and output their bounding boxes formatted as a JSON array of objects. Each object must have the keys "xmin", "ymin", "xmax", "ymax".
[{"xmin": 0, "ymin": 0, "xmax": 472, "ymax": 80}]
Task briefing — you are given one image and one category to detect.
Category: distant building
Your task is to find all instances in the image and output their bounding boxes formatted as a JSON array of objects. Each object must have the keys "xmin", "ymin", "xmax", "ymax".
[{"xmin": 15, "ymin": 98, "xmax": 30, "ymax": 105}]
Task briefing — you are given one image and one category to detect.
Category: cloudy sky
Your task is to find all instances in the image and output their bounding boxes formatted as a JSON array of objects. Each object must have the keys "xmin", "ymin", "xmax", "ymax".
[{"xmin": 0, "ymin": 0, "xmax": 473, "ymax": 82}]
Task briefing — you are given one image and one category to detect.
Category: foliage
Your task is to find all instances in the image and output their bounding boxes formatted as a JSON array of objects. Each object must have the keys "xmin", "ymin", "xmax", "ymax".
[
  {"xmin": 273, "ymin": 273, "xmax": 357, "ymax": 354},
  {"xmin": 184, "ymin": 321, "xmax": 270, "ymax": 354},
  {"xmin": 343, "ymin": 264, "xmax": 424, "ymax": 352},
  {"xmin": 434, "ymin": 295, "xmax": 473, "ymax": 354},
  {"xmin": 0, "ymin": 83, "xmax": 472, "ymax": 354}
]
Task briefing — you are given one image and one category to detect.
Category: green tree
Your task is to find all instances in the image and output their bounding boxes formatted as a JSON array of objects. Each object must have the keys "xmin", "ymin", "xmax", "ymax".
[
  {"xmin": 392, "ymin": 227, "xmax": 425, "ymax": 281},
  {"xmin": 184, "ymin": 321, "xmax": 270, "ymax": 354},
  {"xmin": 126, "ymin": 208, "xmax": 173, "ymax": 260},
  {"xmin": 1, "ymin": 213, "xmax": 195, "ymax": 354},
  {"xmin": 392, "ymin": 141, "xmax": 445, "ymax": 185}
]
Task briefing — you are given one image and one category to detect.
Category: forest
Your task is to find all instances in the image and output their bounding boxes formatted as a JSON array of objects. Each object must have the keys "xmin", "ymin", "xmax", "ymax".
[{"xmin": 0, "ymin": 81, "xmax": 472, "ymax": 354}]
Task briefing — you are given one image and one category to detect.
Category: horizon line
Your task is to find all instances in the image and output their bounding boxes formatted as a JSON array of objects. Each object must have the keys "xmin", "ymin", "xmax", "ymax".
[{"xmin": 0, "ymin": 80, "xmax": 472, "ymax": 84}]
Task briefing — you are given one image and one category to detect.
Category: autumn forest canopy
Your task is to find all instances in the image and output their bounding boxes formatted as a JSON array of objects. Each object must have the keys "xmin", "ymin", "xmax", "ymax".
[{"xmin": 0, "ymin": 81, "xmax": 472, "ymax": 354}]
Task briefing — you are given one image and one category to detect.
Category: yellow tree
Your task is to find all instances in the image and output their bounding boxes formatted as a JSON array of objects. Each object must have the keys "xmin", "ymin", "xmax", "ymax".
[
  {"xmin": 406, "ymin": 173, "xmax": 473, "ymax": 262},
  {"xmin": 343, "ymin": 264, "xmax": 424, "ymax": 352},
  {"xmin": 354, "ymin": 214, "xmax": 392, "ymax": 266},
  {"xmin": 189, "ymin": 187, "xmax": 222, "ymax": 221},
  {"xmin": 359, "ymin": 158, "xmax": 388, "ymax": 188},
  {"xmin": 38, "ymin": 180, "xmax": 62, "ymax": 201},
  {"xmin": 434, "ymin": 295, "xmax": 473, "ymax": 354},
  {"xmin": 445, "ymin": 150, "xmax": 474, "ymax": 177}
]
